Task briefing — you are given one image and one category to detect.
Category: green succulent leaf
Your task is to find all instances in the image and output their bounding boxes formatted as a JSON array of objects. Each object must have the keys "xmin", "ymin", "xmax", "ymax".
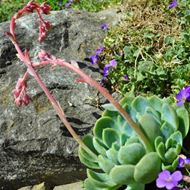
[
  {"xmin": 147, "ymin": 95, "xmax": 162, "ymax": 112},
  {"xmin": 106, "ymin": 147, "xmax": 119, "ymax": 164},
  {"xmin": 102, "ymin": 103, "xmax": 118, "ymax": 112},
  {"xmin": 102, "ymin": 128, "xmax": 120, "ymax": 148},
  {"xmin": 162, "ymin": 157, "xmax": 179, "ymax": 172},
  {"xmin": 134, "ymin": 152, "xmax": 161, "ymax": 184},
  {"xmin": 126, "ymin": 183, "xmax": 145, "ymax": 190},
  {"xmin": 98, "ymin": 155, "xmax": 115, "ymax": 174},
  {"xmin": 79, "ymin": 151, "xmax": 100, "ymax": 169},
  {"xmin": 161, "ymin": 122, "xmax": 175, "ymax": 139},
  {"xmin": 93, "ymin": 137, "xmax": 107, "ymax": 156},
  {"xmin": 169, "ymin": 131, "xmax": 183, "ymax": 146},
  {"xmin": 138, "ymin": 113, "xmax": 161, "ymax": 146},
  {"xmin": 164, "ymin": 148, "xmax": 178, "ymax": 163},
  {"xmin": 176, "ymin": 106, "xmax": 189, "ymax": 137},
  {"xmin": 83, "ymin": 135, "xmax": 98, "ymax": 155},
  {"xmin": 145, "ymin": 107, "xmax": 161, "ymax": 124},
  {"xmin": 118, "ymin": 143, "xmax": 146, "ymax": 165},
  {"xmin": 87, "ymin": 169, "xmax": 116, "ymax": 188},
  {"xmin": 110, "ymin": 165, "xmax": 135, "ymax": 185},
  {"xmin": 117, "ymin": 115, "xmax": 134, "ymax": 136},
  {"xmin": 94, "ymin": 117, "xmax": 117, "ymax": 139},
  {"xmin": 156, "ymin": 142, "xmax": 166, "ymax": 160},
  {"xmin": 155, "ymin": 136, "xmax": 164, "ymax": 147},
  {"xmin": 161, "ymin": 104, "xmax": 179, "ymax": 130},
  {"xmin": 132, "ymin": 96, "xmax": 149, "ymax": 114}
]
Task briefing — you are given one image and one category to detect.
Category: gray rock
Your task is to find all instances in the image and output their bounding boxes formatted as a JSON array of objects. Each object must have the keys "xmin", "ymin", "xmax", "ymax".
[
  {"xmin": 0, "ymin": 8, "xmax": 123, "ymax": 190},
  {"xmin": 53, "ymin": 182, "xmax": 83, "ymax": 190}
]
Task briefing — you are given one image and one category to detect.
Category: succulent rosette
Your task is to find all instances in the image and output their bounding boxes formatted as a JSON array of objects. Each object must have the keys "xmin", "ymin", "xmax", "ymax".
[{"xmin": 79, "ymin": 96, "xmax": 189, "ymax": 190}]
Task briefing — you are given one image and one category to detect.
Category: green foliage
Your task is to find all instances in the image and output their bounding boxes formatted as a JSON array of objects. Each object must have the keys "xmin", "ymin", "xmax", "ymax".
[
  {"xmin": 0, "ymin": 0, "xmax": 121, "ymax": 22},
  {"xmin": 100, "ymin": 0, "xmax": 190, "ymax": 97},
  {"xmin": 79, "ymin": 95, "xmax": 189, "ymax": 190},
  {"xmin": 72, "ymin": 0, "xmax": 121, "ymax": 12}
]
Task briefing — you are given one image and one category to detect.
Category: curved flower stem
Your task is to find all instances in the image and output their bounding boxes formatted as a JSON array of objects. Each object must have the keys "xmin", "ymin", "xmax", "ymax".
[
  {"xmin": 39, "ymin": 59, "xmax": 153, "ymax": 152},
  {"xmin": 13, "ymin": 44, "xmax": 97, "ymax": 159}
]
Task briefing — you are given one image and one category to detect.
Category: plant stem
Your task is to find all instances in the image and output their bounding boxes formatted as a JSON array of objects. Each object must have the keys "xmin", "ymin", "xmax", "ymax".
[
  {"xmin": 42, "ymin": 59, "xmax": 153, "ymax": 152},
  {"xmin": 11, "ymin": 38, "xmax": 97, "ymax": 160}
]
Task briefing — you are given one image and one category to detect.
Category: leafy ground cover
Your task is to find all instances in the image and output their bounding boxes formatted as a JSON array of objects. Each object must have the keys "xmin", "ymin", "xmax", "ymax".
[
  {"xmin": 0, "ymin": 0, "xmax": 121, "ymax": 22},
  {"xmin": 95, "ymin": 0, "xmax": 190, "ymax": 99}
]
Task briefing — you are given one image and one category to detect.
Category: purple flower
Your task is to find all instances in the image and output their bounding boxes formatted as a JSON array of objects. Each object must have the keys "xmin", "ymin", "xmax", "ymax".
[
  {"xmin": 168, "ymin": 0, "xmax": 177, "ymax": 8},
  {"xmin": 176, "ymin": 86, "xmax": 190, "ymax": 106},
  {"xmin": 101, "ymin": 23, "xmax": 109, "ymax": 31},
  {"xmin": 95, "ymin": 46, "xmax": 104, "ymax": 55},
  {"xmin": 65, "ymin": 2, "xmax": 71, "ymax": 8},
  {"xmin": 177, "ymin": 156, "xmax": 190, "ymax": 168},
  {"xmin": 156, "ymin": 170, "xmax": 183, "ymax": 190},
  {"xmin": 90, "ymin": 55, "xmax": 99, "ymax": 65},
  {"xmin": 123, "ymin": 74, "xmax": 129, "ymax": 81},
  {"xmin": 103, "ymin": 59, "xmax": 117, "ymax": 77}
]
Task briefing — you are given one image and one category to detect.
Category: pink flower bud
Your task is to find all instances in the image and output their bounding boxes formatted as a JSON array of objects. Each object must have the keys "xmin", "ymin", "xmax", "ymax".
[
  {"xmin": 40, "ymin": 3, "xmax": 51, "ymax": 14},
  {"xmin": 25, "ymin": 1, "xmax": 37, "ymax": 12},
  {"xmin": 38, "ymin": 20, "xmax": 51, "ymax": 42},
  {"xmin": 13, "ymin": 78, "xmax": 31, "ymax": 106},
  {"xmin": 38, "ymin": 50, "xmax": 51, "ymax": 61}
]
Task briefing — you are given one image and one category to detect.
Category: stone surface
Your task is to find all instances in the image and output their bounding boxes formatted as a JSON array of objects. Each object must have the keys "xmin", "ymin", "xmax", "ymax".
[
  {"xmin": 0, "ymin": 8, "xmax": 124, "ymax": 190},
  {"xmin": 53, "ymin": 182, "xmax": 83, "ymax": 190}
]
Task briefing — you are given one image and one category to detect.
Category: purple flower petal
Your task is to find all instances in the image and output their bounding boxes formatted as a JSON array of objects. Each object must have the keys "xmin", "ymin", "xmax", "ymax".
[
  {"xmin": 103, "ymin": 66, "xmax": 110, "ymax": 77},
  {"xmin": 109, "ymin": 59, "xmax": 117, "ymax": 67},
  {"xmin": 95, "ymin": 46, "xmax": 104, "ymax": 55},
  {"xmin": 168, "ymin": 0, "xmax": 177, "ymax": 8},
  {"xmin": 171, "ymin": 171, "xmax": 183, "ymax": 182},
  {"xmin": 124, "ymin": 74, "xmax": 129, "ymax": 81},
  {"xmin": 176, "ymin": 85, "xmax": 190, "ymax": 106},
  {"xmin": 177, "ymin": 157, "xmax": 185, "ymax": 168},
  {"xmin": 165, "ymin": 181, "xmax": 176, "ymax": 190},
  {"xmin": 90, "ymin": 55, "xmax": 99, "ymax": 64},
  {"xmin": 156, "ymin": 177, "xmax": 167, "ymax": 188},
  {"xmin": 156, "ymin": 170, "xmax": 181, "ymax": 190},
  {"xmin": 65, "ymin": 2, "xmax": 71, "ymax": 8},
  {"xmin": 101, "ymin": 23, "xmax": 109, "ymax": 31}
]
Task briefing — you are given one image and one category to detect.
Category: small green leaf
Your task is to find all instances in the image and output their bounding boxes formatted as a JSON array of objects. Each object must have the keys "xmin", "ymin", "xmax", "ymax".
[
  {"xmin": 79, "ymin": 146, "xmax": 97, "ymax": 163},
  {"xmin": 139, "ymin": 113, "xmax": 161, "ymax": 146},
  {"xmin": 156, "ymin": 142, "xmax": 166, "ymax": 160},
  {"xmin": 155, "ymin": 136, "xmax": 164, "ymax": 148},
  {"xmin": 126, "ymin": 183, "xmax": 145, "ymax": 190},
  {"xmin": 134, "ymin": 152, "xmax": 161, "ymax": 184},
  {"xmin": 94, "ymin": 117, "xmax": 117, "ymax": 139},
  {"xmin": 79, "ymin": 152, "xmax": 100, "ymax": 169},
  {"xmin": 87, "ymin": 169, "xmax": 116, "ymax": 188},
  {"xmin": 98, "ymin": 155, "xmax": 115, "ymax": 174},
  {"xmin": 148, "ymin": 95, "xmax": 162, "ymax": 112},
  {"xmin": 169, "ymin": 131, "xmax": 183, "ymax": 146},
  {"xmin": 118, "ymin": 143, "xmax": 145, "ymax": 165},
  {"xmin": 102, "ymin": 103, "xmax": 117, "ymax": 112},
  {"xmin": 161, "ymin": 122, "xmax": 174, "ymax": 139},
  {"xmin": 106, "ymin": 147, "xmax": 119, "ymax": 164},
  {"xmin": 110, "ymin": 165, "xmax": 135, "ymax": 185},
  {"xmin": 165, "ymin": 138, "xmax": 175, "ymax": 149},
  {"xmin": 93, "ymin": 137, "xmax": 107, "ymax": 156},
  {"xmin": 102, "ymin": 128, "xmax": 119, "ymax": 148},
  {"xmin": 132, "ymin": 96, "xmax": 149, "ymax": 114},
  {"xmin": 161, "ymin": 104, "xmax": 179, "ymax": 130},
  {"xmin": 83, "ymin": 135, "xmax": 98, "ymax": 155},
  {"xmin": 164, "ymin": 148, "xmax": 177, "ymax": 163},
  {"xmin": 176, "ymin": 106, "xmax": 190, "ymax": 137}
]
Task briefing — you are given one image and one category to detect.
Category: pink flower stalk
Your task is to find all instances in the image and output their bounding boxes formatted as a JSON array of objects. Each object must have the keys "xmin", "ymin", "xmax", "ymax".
[
  {"xmin": 12, "ymin": 77, "xmax": 31, "ymax": 106},
  {"xmin": 8, "ymin": 1, "xmax": 152, "ymax": 156}
]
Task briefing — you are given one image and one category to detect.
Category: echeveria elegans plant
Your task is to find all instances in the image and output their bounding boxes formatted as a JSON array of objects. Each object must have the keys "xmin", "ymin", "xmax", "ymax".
[{"xmin": 7, "ymin": 1, "xmax": 189, "ymax": 190}]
